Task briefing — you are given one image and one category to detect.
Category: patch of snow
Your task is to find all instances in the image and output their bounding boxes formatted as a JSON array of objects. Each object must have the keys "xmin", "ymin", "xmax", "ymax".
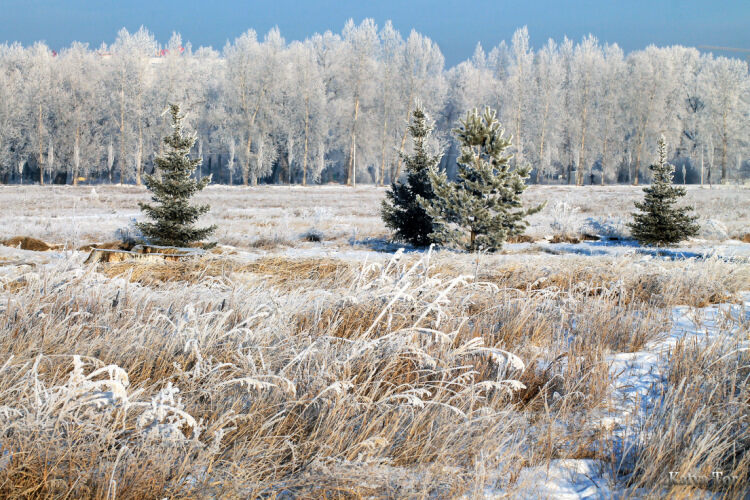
[
  {"xmin": 482, "ymin": 292, "xmax": 749, "ymax": 499},
  {"xmin": 484, "ymin": 459, "xmax": 614, "ymax": 499}
]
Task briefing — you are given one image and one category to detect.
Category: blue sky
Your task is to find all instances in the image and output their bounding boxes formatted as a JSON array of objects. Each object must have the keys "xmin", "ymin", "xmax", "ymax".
[{"xmin": 2, "ymin": 0, "xmax": 748, "ymax": 66}]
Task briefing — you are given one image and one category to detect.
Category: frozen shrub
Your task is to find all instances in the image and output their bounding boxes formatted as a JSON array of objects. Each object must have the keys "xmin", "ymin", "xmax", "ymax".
[
  {"xmin": 114, "ymin": 217, "xmax": 147, "ymax": 246},
  {"xmin": 581, "ymin": 216, "xmax": 630, "ymax": 240},
  {"xmin": 699, "ymin": 219, "xmax": 729, "ymax": 241},
  {"xmin": 549, "ymin": 200, "xmax": 582, "ymax": 238},
  {"xmin": 301, "ymin": 227, "xmax": 324, "ymax": 242}
]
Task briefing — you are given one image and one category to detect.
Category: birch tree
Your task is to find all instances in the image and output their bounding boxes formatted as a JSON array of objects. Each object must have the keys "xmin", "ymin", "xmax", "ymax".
[
  {"xmin": 530, "ymin": 39, "xmax": 562, "ymax": 183},
  {"xmin": 571, "ymin": 35, "xmax": 603, "ymax": 185},
  {"xmin": 336, "ymin": 19, "xmax": 378, "ymax": 185},
  {"xmin": 703, "ymin": 56, "xmax": 748, "ymax": 183},
  {"xmin": 111, "ymin": 27, "xmax": 157, "ymax": 184}
]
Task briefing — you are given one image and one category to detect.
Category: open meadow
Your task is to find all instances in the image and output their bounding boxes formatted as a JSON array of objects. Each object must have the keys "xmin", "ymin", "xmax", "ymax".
[{"xmin": 0, "ymin": 184, "xmax": 749, "ymax": 498}]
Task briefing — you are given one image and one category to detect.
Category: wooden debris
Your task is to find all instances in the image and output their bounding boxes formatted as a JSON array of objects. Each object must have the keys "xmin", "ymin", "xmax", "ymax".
[{"xmin": 84, "ymin": 244, "xmax": 204, "ymax": 265}]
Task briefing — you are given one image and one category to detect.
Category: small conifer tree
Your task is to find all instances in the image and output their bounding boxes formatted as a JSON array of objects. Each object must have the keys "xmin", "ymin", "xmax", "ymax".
[
  {"xmin": 628, "ymin": 136, "xmax": 699, "ymax": 246},
  {"xmin": 420, "ymin": 107, "xmax": 542, "ymax": 252},
  {"xmin": 381, "ymin": 105, "xmax": 441, "ymax": 246},
  {"xmin": 137, "ymin": 104, "xmax": 216, "ymax": 247}
]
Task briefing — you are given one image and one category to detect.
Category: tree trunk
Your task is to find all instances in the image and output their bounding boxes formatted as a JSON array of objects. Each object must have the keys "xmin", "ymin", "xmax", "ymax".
[
  {"xmin": 38, "ymin": 103, "xmax": 44, "ymax": 185},
  {"xmin": 119, "ymin": 76, "xmax": 125, "ymax": 184},
  {"xmin": 347, "ymin": 96, "xmax": 360, "ymax": 186},
  {"xmin": 302, "ymin": 96, "xmax": 309, "ymax": 186},
  {"xmin": 287, "ymin": 143, "xmax": 293, "ymax": 185},
  {"xmin": 633, "ymin": 89, "xmax": 655, "ymax": 186},
  {"xmin": 721, "ymin": 111, "xmax": 728, "ymax": 183},
  {"xmin": 136, "ymin": 133, "xmax": 143, "ymax": 186},
  {"xmin": 634, "ymin": 128, "xmax": 646, "ymax": 186},
  {"xmin": 241, "ymin": 86, "xmax": 266, "ymax": 187},
  {"xmin": 73, "ymin": 126, "xmax": 80, "ymax": 186},
  {"xmin": 538, "ymin": 97, "xmax": 550, "ymax": 185},
  {"xmin": 352, "ymin": 133, "xmax": 357, "ymax": 188},
  {"xmin": 243, "ymin": 135, "xmax": 252, "ymax": 186},
  {"xmin": 136, "ymin": 93, "xmax": 143, "ymax": 186},
  {"xmin": 515, "ymin": 87, "xmax": 523, "ymax": 159},
  {"xmin": 576, "ymin": 85, "xmax": 589, "ymax": 186},
  {"xmin": 393, "ymin": 92, "xmax": 414, "ymax": 180},
  {"xmin": 379, "ymin": 116, "xmax": 388, "ymax": 186},
  {"xmin": 601, "ymin": 117, "xmax": 611, "ymax": 185}
]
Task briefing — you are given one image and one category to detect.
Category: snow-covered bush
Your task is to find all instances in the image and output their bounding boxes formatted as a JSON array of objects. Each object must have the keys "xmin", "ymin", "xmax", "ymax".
[
  {"xmin": 114, "ymin": 217, "xmax": 147, "ymax": 245},
  {"xmin": 549, "ymin": 200, "xmax": 582, "ymax": 238},
  {"xmin": 581, "ymin": 216, "xmax": 630, "ymax": 240},
  {"xmin": 698, "ymin": 219, "xmax": 727, "ymax": 241},
  {"xmin": 300, "ymin": 227, "xmax": 324, "ymax": 242}
]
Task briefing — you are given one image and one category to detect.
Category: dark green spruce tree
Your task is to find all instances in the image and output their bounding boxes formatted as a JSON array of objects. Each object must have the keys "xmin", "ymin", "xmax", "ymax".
[
  {"xmin": 381, "ymin": 105, "xmax": 442, "ymax": 246},
  {"xmin": 137, "ymin": 104, "xmax": 216, "ymax": 247},
  {"xmin": 628, "ymin": 135, "xmax": 699, "ymax": 246},
  {"xmin": 421, "ymin": 107, "xmax": 542, "ymax": 252}
]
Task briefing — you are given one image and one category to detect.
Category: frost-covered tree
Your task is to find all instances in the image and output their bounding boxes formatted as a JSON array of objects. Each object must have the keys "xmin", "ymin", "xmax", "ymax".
[
  {"xmin": 59, "ymin": 42, "xmax": 100, "ymax": 185},
  {"xmin": 506, "ymin": 27, "xmax": 534, "ymax": 165},
  {"xmin": 382, "ymin": 105, "xmax": 441, "ymax": 246},
  {"xmin": 556, "ymin": 37, "xmax": 577, "ymax": 184},
  {"xmin": 391, "ymin": 29, "xmax": 446, "ymax": 181},
  {"xmin": 0, "ymin": 44, "xmax": 23, "ymax": 180},
  {"xmin": 111, "ymin": 27, "xmax": 157, "ymax": 184},
  {"xmin": 224, "ymin": 28, "xmax": 286, "ymax": 185},
  {"xmin": 678, "ymin": 54, "xmax": 708, "ymax": 178},
  {"xmin": 0, "ymin": 24, "xmax": 749, "ymax": 186},
  {"xmin": 703, "ymin": 56, "xmax": 748, "ymax": 183},
  {"xmin": 624, "ymin": 47, "xmax": 679, "ymax": 185},
  {"xmin": 24, "ymin": 42, "xmax": 56, "ymax": 184},
  {"xmin": 374, "ymin": 22, "xmax": 404, "ymax": 186},
  {"xmin": 137, "ymin": 104, "xmax": 216, "ymax": 247},
  {"xmin": 530, "ymin": 39, "xmax": 563, "ymax": 183},
  {"xmin": 283, "ymin": 40, "xmax": 327, "ymax": 184},
  {"xmin": 442, "ymin": 45, "xmax": 498, "ymax": 180},
  {"xmin": 422, "ymin": 108, "xmax": 542, "ymax": 252},
  {"xmin": 628, "ymin": 136, "xmax": 699, "ymax": 246},
  {"xmin": 336, "ymin": 19, "xmax": 378, "ymax": 186},
  {"xmin": 597, "ymin": 44, "xmax": 626, "ymax": 184},
  {"xmin": 571, "ymin": 35, "xmax": 603, "ymax": 185}
]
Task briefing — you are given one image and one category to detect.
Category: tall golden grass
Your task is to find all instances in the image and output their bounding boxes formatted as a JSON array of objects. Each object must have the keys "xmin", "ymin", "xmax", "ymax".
[{"xmin": 0, "ymin": 249, "xmax": 747, "ymax": 498}]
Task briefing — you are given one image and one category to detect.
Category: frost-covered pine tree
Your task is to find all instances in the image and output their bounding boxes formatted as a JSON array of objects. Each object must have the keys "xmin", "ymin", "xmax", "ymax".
[
  {"xmin": 381, "ymin": 105, "xmax": 441, "ymax": 246},
  {"xmin": 137, "ymin": 104, "xmax": 216, "ymax": 247},
  {"xmin": 421, "ymin": 107, "xmax": 542, "ymax": 252},
  {"xmin": 628, "ymin": 136, "xmax": 699, "ymax": 246}
]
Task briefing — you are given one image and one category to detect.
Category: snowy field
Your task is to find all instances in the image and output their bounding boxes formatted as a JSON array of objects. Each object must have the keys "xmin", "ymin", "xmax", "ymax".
[
  {"xmin": 1, "ymin": 183, "xmax": 748, "ymax": 249},
  {"xmin": 0, "ymin": 184, "xmax": 749, "ymax": 498}
]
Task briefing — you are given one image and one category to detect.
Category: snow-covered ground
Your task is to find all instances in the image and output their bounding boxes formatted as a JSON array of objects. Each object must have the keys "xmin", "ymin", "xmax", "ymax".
[
  {"xmin": 1, "ymin": 184, "xmax": 748, "ymax": 249},
  {"xmin": 482, "ymin": 293, "xmax": 750, "ymax": 499}
]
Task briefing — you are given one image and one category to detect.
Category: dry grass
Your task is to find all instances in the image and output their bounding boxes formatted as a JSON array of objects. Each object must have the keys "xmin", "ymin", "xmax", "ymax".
[
  {"xmin": 619, "ymin": 331, "xmax": 750, "ymax": 498},
  {"xmin": 1, "ymin": 235, "xmax": 60, "ymax": 251},
  {"xmin": 96, "ymin": 255, "xmax": 353, "ymax": 290},
  {"xmin": 0, "ymin": 182, "xmax": 748, "ymax": 497},
  {"xmin": 0, "ymin": 251, "xmax": 528, "ymax": 497},
  {"xmin": 0, "ymin": 245, "xmax": 744, "ymax": 497},
  {"xmin": 468, "ymin": 255, "xmax": 746, "ymax": 307}
]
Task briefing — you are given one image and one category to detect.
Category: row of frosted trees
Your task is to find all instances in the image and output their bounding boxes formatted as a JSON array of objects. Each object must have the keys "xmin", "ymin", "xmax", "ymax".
[{"xmin": 0, "ymin": 22, "xmax": 747, "ymax": 186}]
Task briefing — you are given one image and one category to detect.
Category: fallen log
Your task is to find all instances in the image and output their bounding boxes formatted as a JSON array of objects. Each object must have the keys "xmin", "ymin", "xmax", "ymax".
[{"xmin": 84, "ymin": 246, "xmax": 203, "ymax": 265}]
